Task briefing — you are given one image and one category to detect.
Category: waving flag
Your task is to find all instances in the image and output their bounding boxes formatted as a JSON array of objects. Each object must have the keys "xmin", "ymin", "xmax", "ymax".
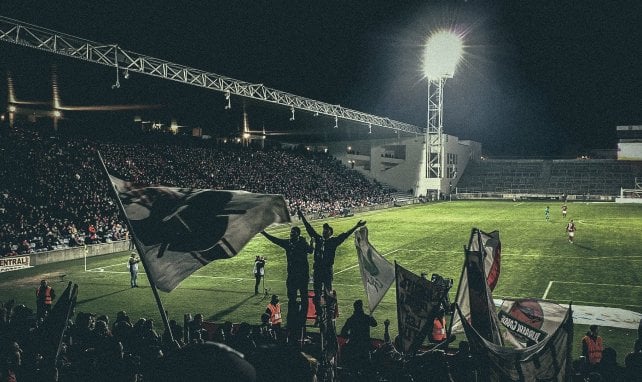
[
  {"xmin": 395, "ymin": 262, "xmax": 435, "ymax": 354},
  {"xmin": 39, "ymin": 281, "xmax": 78, "ymax": 363},
  {"xmin": 498, "ymin": 298, "xmax": 570, "ymax": 348},
  {"xmin": 110, "ymin": 176, "xmax": 290, "ymax": 292},
  {"xmin": 354, "ymin": 227, "xmax": 394, "ymax": 312},
  {"xmin": 452, "ymin": 228, "xmax": 502, "ymax": 342},
  {"xmin": 457, "ymin": 301, "xmax": 573, "ymax": 381}
]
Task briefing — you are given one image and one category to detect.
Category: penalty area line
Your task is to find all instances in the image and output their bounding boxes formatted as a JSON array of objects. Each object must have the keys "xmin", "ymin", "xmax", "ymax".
[
  {"xmin": 333, "ymin": 249, "xmax": 399, "ymax": 275},
  {"xmin": 552, "ymin": 280, "xmax": 642, "ymax": 288},
  {"xmin": 542, "ymin": 280, "xmax": 642, "ymax": 301},
  {"xmin": 542, "ymin": 281, "xmax": 554, "ymax": 299}
]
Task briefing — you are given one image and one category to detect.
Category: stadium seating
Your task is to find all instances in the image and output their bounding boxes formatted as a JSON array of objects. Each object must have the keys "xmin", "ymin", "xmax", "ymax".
[
  {"xmin": 456, "ymin": 159, "xmax": 642, "ymax": 197},
  {"xmin": 0, "ymin": 126, "xmax": 393, "ymax": 255}
]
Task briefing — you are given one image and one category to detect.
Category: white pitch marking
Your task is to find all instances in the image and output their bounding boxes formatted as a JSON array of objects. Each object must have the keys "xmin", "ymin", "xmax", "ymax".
[
  {"xmin": 333, "ymin": 249, "xmax": 399, "ymax": 275},
  {"xmin": 499, "ymin": 254, "xmax": 642, "ymax": 260},
  {"xmin": 542, "ymin": 281, "xmax": 554, "ymax": 299},
  {"xmin": 402, "ymin": 249, "xmax": 460, "ymax": 253},
  {"xmin": 552, "ymin": 280, "xmax": 642, "ymax": 288}
]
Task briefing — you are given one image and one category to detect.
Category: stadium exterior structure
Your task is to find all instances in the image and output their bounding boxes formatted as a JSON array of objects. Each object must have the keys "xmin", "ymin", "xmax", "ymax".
[
  {"xmin": 324, "ymin": 133, "xmax": 481, "ymax": 200},
  {"xmin": 314, "ymin": 133, "xmax": 642, "ymax": 203}
]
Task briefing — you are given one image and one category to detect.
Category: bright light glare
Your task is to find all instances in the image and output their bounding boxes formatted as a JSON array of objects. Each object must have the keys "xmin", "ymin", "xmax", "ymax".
[{"xmin": 423, "ymin": 31, "xmax": 463, "ymax": 79}]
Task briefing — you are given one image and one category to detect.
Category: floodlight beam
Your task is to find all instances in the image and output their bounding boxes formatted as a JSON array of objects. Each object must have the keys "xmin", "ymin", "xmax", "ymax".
[{"xmin": 422, "ymin": 31, "xmax": 463, "ymax": 80}]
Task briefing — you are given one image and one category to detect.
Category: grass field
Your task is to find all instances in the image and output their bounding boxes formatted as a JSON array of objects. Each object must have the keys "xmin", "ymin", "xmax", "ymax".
[{"xmin": 2, "ymin": 200, "xmax": 641, "ymax": 363}]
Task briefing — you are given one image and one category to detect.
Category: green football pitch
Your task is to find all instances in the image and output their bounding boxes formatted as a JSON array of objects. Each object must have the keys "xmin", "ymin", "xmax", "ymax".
[{"xmin": 2, "ymin": 200, "xmax": 641, "ymax": 362}]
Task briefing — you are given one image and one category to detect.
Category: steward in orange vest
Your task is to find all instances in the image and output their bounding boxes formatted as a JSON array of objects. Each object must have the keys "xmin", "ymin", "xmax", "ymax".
[
  {"xmin": 582, "ymin": 325, "xmax": 603, "ymax": 367},
  {"xmin": 265, "ymin": 295, "xmax": 282, "ymax": 326},
  {"xmin": 430, "ymin": 313, "xmax": 447, "ymax": 343},
  {"xmin": 36, "ymin": 279, "xmax": 56, "ymax": 320}
]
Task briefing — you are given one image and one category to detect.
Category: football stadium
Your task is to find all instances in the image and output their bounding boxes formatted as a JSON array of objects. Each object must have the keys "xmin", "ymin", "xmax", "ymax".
[{"xmin": 1, "ymin": 3, "xmax": 641, "ymax": 381}]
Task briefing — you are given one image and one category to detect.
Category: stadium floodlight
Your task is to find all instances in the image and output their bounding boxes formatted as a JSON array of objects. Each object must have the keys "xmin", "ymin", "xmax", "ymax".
[
  {"xmin": 423, "ymin": 29, "xmax": 464, "ymax": 184},
  {"xmin": 289, "ymin": 106, "xmax": 295, "ymax": 121},
  {"xmin": 422, "ymin": 30, "xmax": 463, "ymax": 80}
]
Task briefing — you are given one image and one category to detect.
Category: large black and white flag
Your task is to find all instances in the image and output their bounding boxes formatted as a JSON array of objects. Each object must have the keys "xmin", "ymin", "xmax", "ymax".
[{"xmin": 111, "ymin": 176, "xmax": 290, "ymax": 292}]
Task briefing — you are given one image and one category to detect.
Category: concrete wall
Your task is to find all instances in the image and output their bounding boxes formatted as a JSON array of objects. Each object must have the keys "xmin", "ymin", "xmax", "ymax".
[
  {"xmin": 327, "ymin": 137, "xmax": 424, "ymax": 193},
  {"xmin": 326, "ymin": 135, "xmax": 482, "ymax": 197},
  {"xmin": 618, "ymin": 142, "xmax": 642, "ymax": 161},
  {"xmin": 29, "ymin": 240, "xmax": 132, "ymax": 266},
  {"xmin": 416, "ymin": 136, "xmax": 482, "ymax": 198}
]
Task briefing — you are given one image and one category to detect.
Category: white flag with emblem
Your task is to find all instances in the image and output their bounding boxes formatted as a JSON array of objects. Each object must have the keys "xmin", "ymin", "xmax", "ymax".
[{"xmin": 354, "ymin": 227, "xmax": 394, "ymax": 312}]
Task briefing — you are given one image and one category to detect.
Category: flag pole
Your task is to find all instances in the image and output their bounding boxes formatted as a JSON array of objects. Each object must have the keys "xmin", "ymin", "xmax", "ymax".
[
  {"xmin": 450, "ymin": 244, "xmax": 468, "ymax": 313},
  {"xmin": 448, "ymin": 230, "xmax": 472, "ymax": 338},
  {"xmin": 96, "ymin": 151, "xmax": 175, "ymax": 344},
  {"xmin": 394, "ymin": 261, "xmax": 405, "ymax": 355}
]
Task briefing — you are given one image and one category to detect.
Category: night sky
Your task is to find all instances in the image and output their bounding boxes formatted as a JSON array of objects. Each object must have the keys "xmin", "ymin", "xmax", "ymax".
[{"xmin": 0, "ymin": 1, "xmax": 640, "ymax": 157}]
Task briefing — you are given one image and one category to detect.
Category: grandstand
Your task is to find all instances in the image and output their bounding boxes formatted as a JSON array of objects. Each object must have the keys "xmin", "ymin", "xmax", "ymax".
[
  {"xmin": 455, "ymin": 158, "xmax": 642, "ymax": 200},
  {"xmin": 0, "ymin": 126, "xmax": 394, "ymax": 256},
  {"xmin": 1, "ymin": 9, "xmax": 642, "ymax": 382}
]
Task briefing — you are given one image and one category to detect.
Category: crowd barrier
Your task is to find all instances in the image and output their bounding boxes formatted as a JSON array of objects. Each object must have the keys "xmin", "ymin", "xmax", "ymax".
[
  {"xmin": 27, "ymin": 240, "xmax": 132, "ymax": 266},
  {"xmin": 454, "ymin": 192, "xmax": 615, "ymax": 202}
]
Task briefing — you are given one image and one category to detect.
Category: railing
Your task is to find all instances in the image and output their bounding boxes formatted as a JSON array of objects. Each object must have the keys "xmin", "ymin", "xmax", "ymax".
[
  {"xmin": 26, "ymin": 240, "xmax": 132, "ymax": 266},
  {"xmin": 454, "ymin": 192, "xmax": 615, "ymax": 202}
]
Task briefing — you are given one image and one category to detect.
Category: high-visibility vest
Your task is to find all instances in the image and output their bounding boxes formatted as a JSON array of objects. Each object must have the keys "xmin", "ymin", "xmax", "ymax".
[
  {"xmin": 37, "ymin": 286, "xmax": 53, "ymax": 305},
  {"xmin": 583, "ymin": 335, "xmax": 603, "ymax": 364},
  {"xmin": 267, "ymin": 303, "xmax": 282, "ymax": 325},
  {"xmin": 432, "ymin": 317, "xmax": 447, "ymax": 342}
]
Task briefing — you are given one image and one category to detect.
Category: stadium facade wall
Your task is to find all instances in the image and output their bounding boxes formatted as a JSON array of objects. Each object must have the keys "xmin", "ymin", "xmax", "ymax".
[
  {"xmin": 616, "ymin": 125, "xmax": 642, "ymax": 160},
  {"xmin": 29, "ymin": 240, "xmax": 131, "ymax": 266},
  {"xmin": 615, "ymin": 197, "xmax": 642, "ymax": 203},
  {"xmin": 618, "ymin": 142, "xmax": 642, "ymax": 160},
  {"xmin": 326, "ymin": 134, "xmax": 481, "ymax": 197},
  {"xmin": 455, "ymin": 192, "xmax": 615, "ymax": 201}
]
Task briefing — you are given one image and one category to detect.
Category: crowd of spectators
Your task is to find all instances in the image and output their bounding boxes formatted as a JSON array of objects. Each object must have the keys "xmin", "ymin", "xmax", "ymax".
[
  {"xmin": 0, "ymin": 126, "xmax": 393, "ymax": 257},
  {"xmin": 0, "ymin": 296, "xmax": 318, "ymax": 381},
  {"xmin": 97, "ymin": 136, "xmax": 392, "ymax": 217},
  {"xmin": 0, "ymin": 128, "xmax": 128, "ymax": 257},
  {"xmin": 2, "ymin": 291, "xmax": 641, "ymax": 382}
]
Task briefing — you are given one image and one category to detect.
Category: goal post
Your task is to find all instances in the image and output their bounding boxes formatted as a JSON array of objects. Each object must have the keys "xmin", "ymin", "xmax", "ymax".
[{"xmin": 616, "ymin": 177, "xmax": 642, "ymax": 203}]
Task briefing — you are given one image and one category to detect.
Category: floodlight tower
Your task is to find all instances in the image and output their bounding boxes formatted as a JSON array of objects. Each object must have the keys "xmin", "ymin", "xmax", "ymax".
[{"xmin": 423, "ymin": 31, "xmax": 463, "ymax": 181}]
